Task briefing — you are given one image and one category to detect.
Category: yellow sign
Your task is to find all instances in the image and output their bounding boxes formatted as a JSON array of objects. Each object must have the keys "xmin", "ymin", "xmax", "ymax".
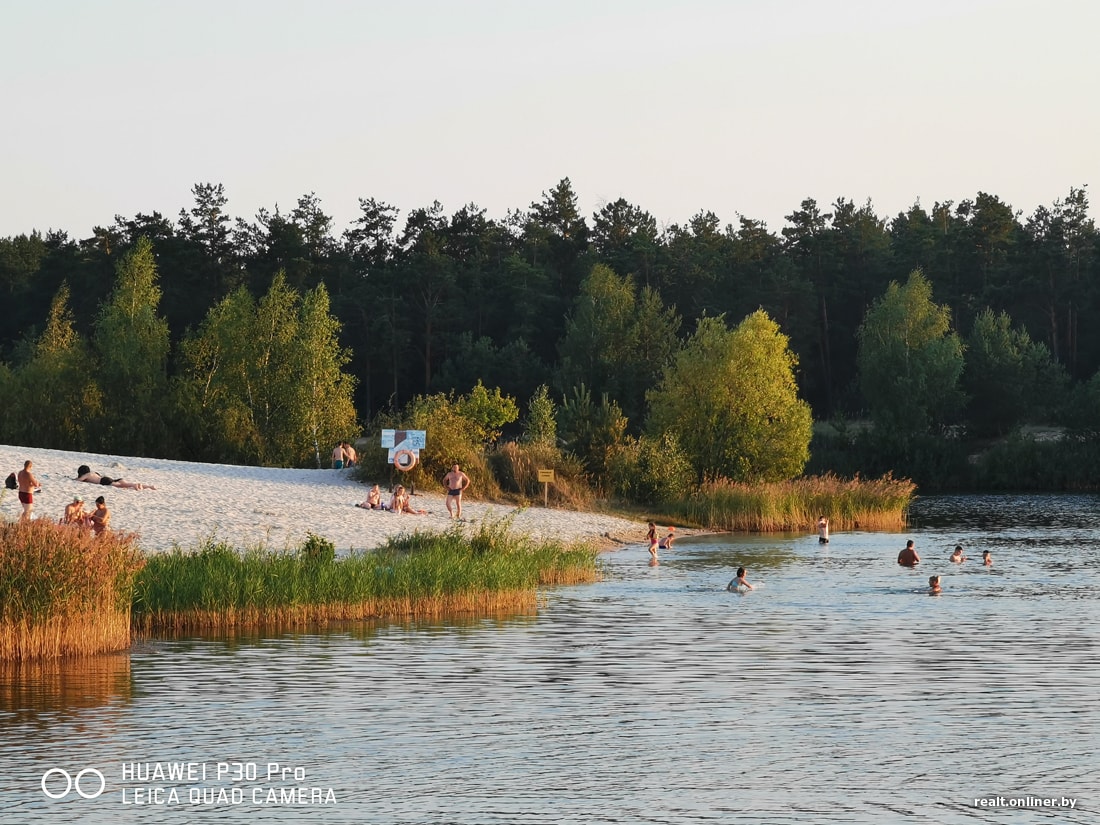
[{"xmin": 537, "ymin": 469, "xmax": 555, "ymax": 483}]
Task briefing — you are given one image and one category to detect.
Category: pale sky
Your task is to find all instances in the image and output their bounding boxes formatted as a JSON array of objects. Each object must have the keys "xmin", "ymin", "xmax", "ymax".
[{"xmin": 3, "ymin": 0, "xmax": 1097, "ymax": 239}]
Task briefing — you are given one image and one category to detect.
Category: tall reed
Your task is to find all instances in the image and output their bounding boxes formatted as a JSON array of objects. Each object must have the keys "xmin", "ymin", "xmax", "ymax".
[
  {"xmin": 663, "ymin": 473, "xmax": 916, "ymax": 532},
  {"xmin": 132, "ymin": 520, "xmax": 601, "ymax": 632},
  {"xmin": 0, "ymin": 521, "xmax": 145, "ymax": 660}
]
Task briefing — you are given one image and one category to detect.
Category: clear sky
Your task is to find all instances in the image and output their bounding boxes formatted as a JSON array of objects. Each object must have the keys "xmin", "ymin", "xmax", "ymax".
[{"xmin": 3, "ymin": 0, "xmax": 1097, "ymax": 239}]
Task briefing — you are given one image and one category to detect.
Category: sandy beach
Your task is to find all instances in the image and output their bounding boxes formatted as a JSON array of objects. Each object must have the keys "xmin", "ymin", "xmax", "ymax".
[{"xmin": 0, "ymin": 444, "xmax": 649, "ymax": 554}]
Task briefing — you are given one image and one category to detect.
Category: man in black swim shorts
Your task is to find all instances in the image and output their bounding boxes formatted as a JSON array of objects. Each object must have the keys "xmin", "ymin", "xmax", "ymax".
[{"xmin": 442, "ymin": 464, "xmax": 470, "ymax": 519}]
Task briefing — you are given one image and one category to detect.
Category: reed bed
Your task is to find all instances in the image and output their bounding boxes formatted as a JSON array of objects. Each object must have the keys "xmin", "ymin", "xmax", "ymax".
[
  {"xmin": 663, "ymin": 473, "xmax": 916, "ymax": 533},
  {"xmin": 0, "ymin": 521, "xmax": 145, "ymax": 660},
  {"xmin": 132, "ymin": 520, "xmax": 601, "ymax": 632}
]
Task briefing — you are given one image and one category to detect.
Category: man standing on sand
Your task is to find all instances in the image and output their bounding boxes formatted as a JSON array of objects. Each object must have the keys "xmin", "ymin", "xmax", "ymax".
[
  {"xmin": 898, "ymin": 539, "xmax": 920, "ymax": 567},
  {"xmin": 17, "ymin": 460, "xmax": 40, "ymax": 522},
  {"xmin": 442, "ymin": 464, "xmax": 470, "ymax": 520}
]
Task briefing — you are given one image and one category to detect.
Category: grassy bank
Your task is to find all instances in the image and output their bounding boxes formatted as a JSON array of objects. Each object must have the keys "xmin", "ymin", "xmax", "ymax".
[
  {"xmin": 663, "ymin": 473, "xmax": 915, "ymax": 532},
  {"xmin": 131, "ymin": 520, "xmax": 601, "ymax": 632},
  {"xmin": 0, "ymin": 521, "xmax": 145, "ymax": 660}
]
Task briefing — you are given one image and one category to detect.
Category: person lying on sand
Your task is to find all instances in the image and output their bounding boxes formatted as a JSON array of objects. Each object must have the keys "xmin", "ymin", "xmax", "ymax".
[{"xmin": 76, "ymin": 464, "xmax": 156, "ymax": 490}]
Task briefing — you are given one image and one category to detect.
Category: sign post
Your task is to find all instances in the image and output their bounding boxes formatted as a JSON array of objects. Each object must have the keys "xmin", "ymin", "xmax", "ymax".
[{"xmin": 537, "ymin": 469, "xmax": 555, "ymax": 507}]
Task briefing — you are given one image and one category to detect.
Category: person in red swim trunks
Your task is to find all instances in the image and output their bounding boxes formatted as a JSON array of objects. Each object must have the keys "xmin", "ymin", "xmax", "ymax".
[{"xmin": 17, "ymin": 460, "xmax": 41, "ymax": 522}]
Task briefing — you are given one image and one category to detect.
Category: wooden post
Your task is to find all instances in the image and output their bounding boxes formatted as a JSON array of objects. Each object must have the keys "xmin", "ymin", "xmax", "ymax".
[{"xmin": 537, "ymin": 469, "xmax": 555, "ymax": 507}]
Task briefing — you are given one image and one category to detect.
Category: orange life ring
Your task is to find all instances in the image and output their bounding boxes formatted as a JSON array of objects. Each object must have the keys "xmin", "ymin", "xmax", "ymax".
[{"xmin": 393, "ymin": 449, "xmax": 418, "ymax": 471}]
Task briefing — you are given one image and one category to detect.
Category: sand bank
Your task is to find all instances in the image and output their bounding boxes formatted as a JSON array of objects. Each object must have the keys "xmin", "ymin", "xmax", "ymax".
[{"xmin": 1, "ymin": 445, "xmax": 649, "ymax": 553}]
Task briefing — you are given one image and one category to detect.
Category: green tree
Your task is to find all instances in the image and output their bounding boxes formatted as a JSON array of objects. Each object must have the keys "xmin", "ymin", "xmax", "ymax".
[
  {"xmin": 175, "ymin": 274, "xmax": 358, "ymax": 466},
  {"xmin": 556, "ymin": 264, "xmax": 680, "ymax": 425},
  {"xmin": 175, "ymin": 286, "xmax": 262, "ymax": 463},
  {"xmin": 291, "ymin": 283, "xmax": 360, "ymax": 467},
  {"xmin": 91, "ymin": 237, "xmax": 172, "ymax": 454},
  {"xmin": 8, "ymin": 283, "xmax": 102, "ymax": 450},
  {"xmin": 557, "ymin": 384, "xmax": 628, "ymax": 484},
  {"xmin": 453, "ymin": 380, "xmax": 519, "ymax": 445},
  {"xmin": 521, "ymin": 384, "xmax": 557, "ymax": 447},
  {"xmin": 963, "ymin": 308, "xmax": 1065, "ymax": 437},
  {"xmin": 648, "ymin": 311, "xmax": 812, "ymax": 481},
  {"xmin": 857, "ymin": 270, "xmax": 965, "ymax": 436}
]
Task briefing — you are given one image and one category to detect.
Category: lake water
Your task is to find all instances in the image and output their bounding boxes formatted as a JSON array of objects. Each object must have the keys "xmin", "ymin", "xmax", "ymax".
[{"xmin": 2, "ymin": 494, "xmax": 1097, "ymax": 824}]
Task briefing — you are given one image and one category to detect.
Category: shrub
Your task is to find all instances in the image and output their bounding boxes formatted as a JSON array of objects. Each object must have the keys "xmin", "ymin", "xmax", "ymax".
[
  {"xmin": 610, "ymin": 431, "xmax": 695, "ymax": 505},
  {"xmin": 488, "ymin": 441, "xmax": 594, "ymax": 508}
]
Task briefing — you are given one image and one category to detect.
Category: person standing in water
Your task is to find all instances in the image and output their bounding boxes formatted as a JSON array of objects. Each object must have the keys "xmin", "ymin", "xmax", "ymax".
[
  {"xmin": 817, "ymin": 515, "xmax": 829, "ymax": 544},
  {"xmin": 982, "ymin": 550, "xmax": 993, "ymax": 567},
  {"xmin": 928, "ymin": 575, "xmax": 942, "ymax": 594},
  {"xmin": 898, "ymin": 540, "xmax": 920, "ymax": 567}
]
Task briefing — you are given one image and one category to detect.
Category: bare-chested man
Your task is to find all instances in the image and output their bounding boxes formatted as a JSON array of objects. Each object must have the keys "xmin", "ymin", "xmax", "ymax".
[
  {"xmin": 442, "ymin": 464, "xmax": 470, "ymax": 519},
  {"xmin": 89, "ymin": 496, "xmax": 111, "ymax": 536},
  {"xmin": 897, "ymin": 539, "xmax": 920, "ymax": 567},
  {"xmin": 17, "ymin": 460, "xmax": 40, "ymax": 522}
]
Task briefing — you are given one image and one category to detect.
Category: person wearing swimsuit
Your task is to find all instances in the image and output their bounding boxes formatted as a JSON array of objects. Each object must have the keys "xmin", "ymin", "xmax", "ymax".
[{"xmin": 442, "ymin": 464, "xmax": 470, "ymax": 519}]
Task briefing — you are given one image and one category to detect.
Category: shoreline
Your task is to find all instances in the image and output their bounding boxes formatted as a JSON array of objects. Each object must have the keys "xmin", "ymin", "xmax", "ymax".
[{"xmin": 1, "ymin": 444, "xmax": 656, "ymax": 554}]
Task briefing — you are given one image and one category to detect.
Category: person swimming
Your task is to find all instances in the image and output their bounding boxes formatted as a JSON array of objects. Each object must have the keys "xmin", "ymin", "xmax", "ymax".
[
  {"xmin": 727, "ymin": 566, "xmax": 753, "ymax": 592},
  {"xmin": 950, "ymin": 545, "xmax": 967, "ymax": 563},
  {"xmin": 928, "ymin": 574, "xmax": 942, "ymax": 594},
  {"xmin": 982, "ymin": 550, "xmax": 992, "ymax": 566}
]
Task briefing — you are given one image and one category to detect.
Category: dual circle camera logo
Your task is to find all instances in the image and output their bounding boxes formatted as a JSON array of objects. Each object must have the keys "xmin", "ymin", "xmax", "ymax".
[{"xmin": 41, "ymin": 767, "xmax": 106, "ymax": 800}]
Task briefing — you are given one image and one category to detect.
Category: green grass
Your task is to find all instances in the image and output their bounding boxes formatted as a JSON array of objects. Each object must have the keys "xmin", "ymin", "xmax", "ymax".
[
  {"xmin": 131, "ymin": 519, "xmax": 602, "ymax": 631},
  {"xmin": 661, "ymin": 473, "xmax": 916, "ymax": 532}
]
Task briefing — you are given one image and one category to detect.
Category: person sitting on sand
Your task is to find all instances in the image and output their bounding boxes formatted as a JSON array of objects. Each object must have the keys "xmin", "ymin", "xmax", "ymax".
[
  {"xmin": 727, "ymin": 566, "xmax": 754, "ymax": 592},
  {"xmin": 928, "ymin": 574, "xmax": 942, "ymax": 594},
  {"xmin": 62, "ymin": 497, "xmax": 89, "ymax": 527},
  {"xmin": 950, "ymin": 545, "xmax": 967, "ymax": 563},
  {"xmin": 659, "ymin": 527, "xmax": 676, "ymax": 550},
  {"xmin": 89, "ymin": 496, "xmax": 111, "ymax": 536},
  {"xmin": 356, "ymin": 484, "xmax": 384, "ymax": 510},
  {"xmin": 982, "ymin": 550, "xmax": 992, "ymax": 567},
  {"xmin": 76, "ymin": 465, "xmax": 156, "ymax": 490},
  {"xmin": 389, "ymin": 485, "xmax": 427, "ymax": 515},
  {"xmin": 898, "ymin": 540, "xmax": 920, "ymax": 567},
  {"xmin": 817, "ymin": 515, "xmax": 830, "ymax": 544}
]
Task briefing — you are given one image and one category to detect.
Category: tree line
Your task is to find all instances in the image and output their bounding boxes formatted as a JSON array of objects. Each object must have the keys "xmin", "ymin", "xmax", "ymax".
[{"xmin": 1, "ymin": 179, "xmax": 1097, "ymax": 483}]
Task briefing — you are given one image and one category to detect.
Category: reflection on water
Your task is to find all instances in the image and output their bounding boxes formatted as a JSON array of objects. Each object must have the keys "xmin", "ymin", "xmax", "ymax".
[
  {"xmin": 0, "ymin": 655, "xmax": 131, "ymax": 723},
  {"xmin": 1, "ymin": 494, "xmax": 1097, "ymax": 824}
]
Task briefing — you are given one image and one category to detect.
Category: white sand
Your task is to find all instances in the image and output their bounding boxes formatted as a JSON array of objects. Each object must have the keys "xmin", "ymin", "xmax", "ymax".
[{"xmin": 0, "ymin": 445, "xmax": 648, "ymax": 554}]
